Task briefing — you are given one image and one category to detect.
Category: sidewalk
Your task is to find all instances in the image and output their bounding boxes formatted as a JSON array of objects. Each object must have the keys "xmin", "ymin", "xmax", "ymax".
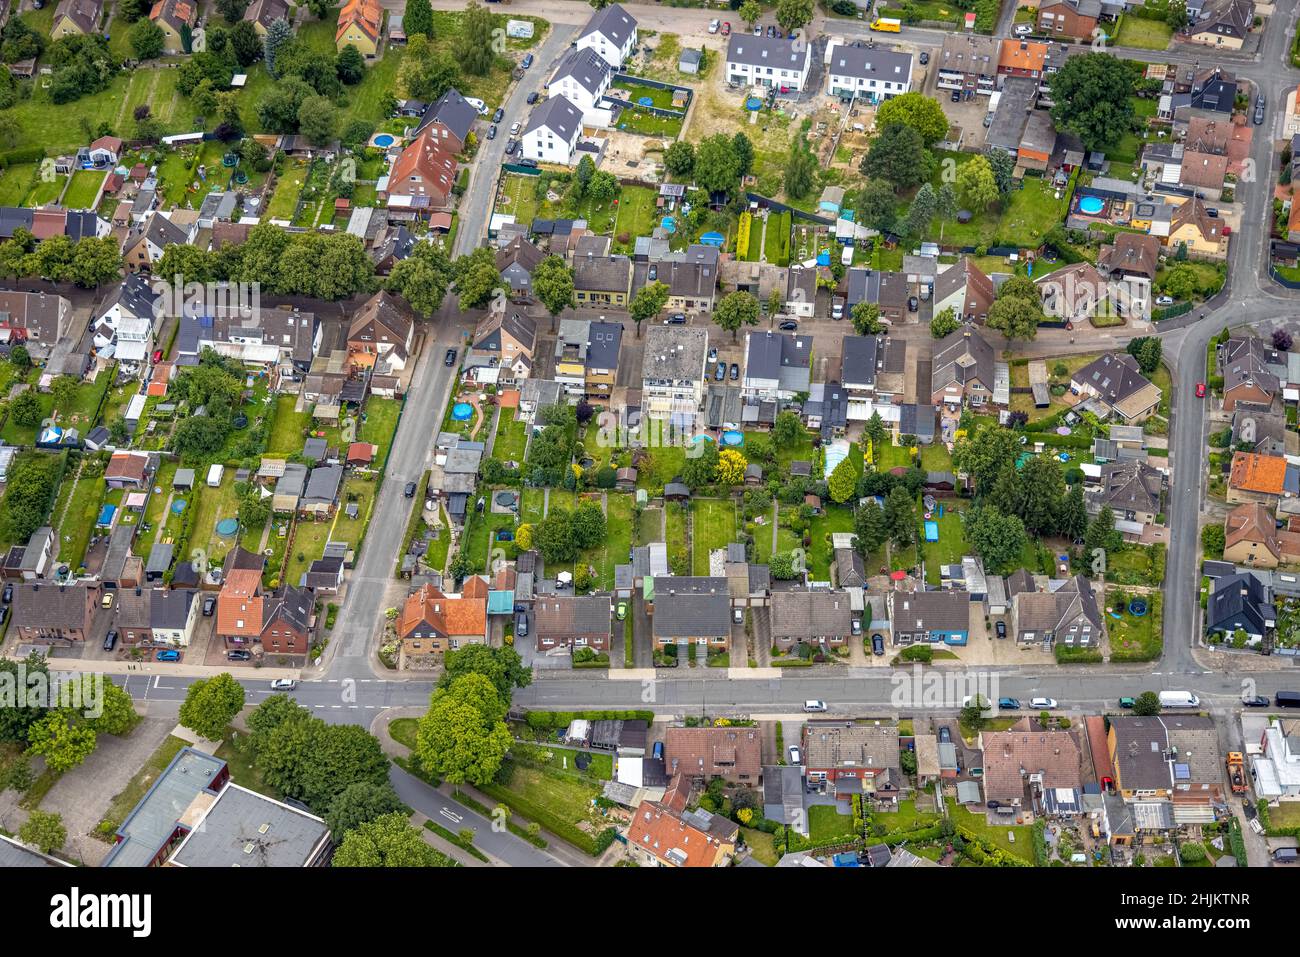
[{"xmin": 2, "ymin": 655, "xmax": 300, "ymax": 681}]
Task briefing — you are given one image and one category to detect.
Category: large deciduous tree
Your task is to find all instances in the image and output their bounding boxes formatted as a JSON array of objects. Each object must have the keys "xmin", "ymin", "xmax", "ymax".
[
  {"xmin": 415, "ymin": 674, "xmax": 513, "ymax": 786},
  {"xmin": 178, "ymin": 673, "xmax": 246, "ymax": 741},
  {"xmin": 1047, "ymin": 52, "xmax": 1136, "ymax": 153}
]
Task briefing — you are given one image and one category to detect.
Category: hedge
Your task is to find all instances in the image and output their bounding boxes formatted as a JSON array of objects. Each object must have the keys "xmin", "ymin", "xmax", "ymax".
[
  {"xmin": 0, "ymin": 146, "xmax": 47, "ymax": 168},
  {"xmin": 522, "ymin": 709, "xmax": 654, "ymax": 730},
  {"xmin": 477, "ymin": 779, "xmax": 616, "ymax": 856}
]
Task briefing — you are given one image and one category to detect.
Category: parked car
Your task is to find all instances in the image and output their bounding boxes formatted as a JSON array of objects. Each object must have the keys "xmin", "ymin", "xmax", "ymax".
[
  {"xmin": 766, "ymin": 24, "xmax": 777, "ymax": 36},
  {"xmin": 101, "ymin": 592, "xmax": 114, "ymax": 609},
  {"xmin": 937, "ymin": 725, "xmax": 951, "ymax": 743},
  {"xmin": 1119, "ymin": 696, "xmax": 1136, "ymax": 708},
  {"xmin": 526, "ymin": 91, "xmax": 539, "ymax": 104},
  {"xmin": 271, "ymin": 678, "xmax": 297, "ymax": 691},
  {"xmin": 788, "ymin": 745, "xmax": 801, "ymax": 765},
  {"xmin": 998, "ymin": 697, "xmax": 1020, "ymax": 710},
  {"xmin": 505, "ymin": 139, "xmax": 519, "ymax": 155},
  {"xmin": 908, "ymin": 295, "xmax": 919, "ymax": 312},
  {"xmin": 729, "ymin": 363, "xmax": 739, "ymax": 380},
  {"xmin": 982, "ymin": 114, "xmax": 993, "ymax": 128},
  {"xmin": 951, "ymin": 89, "xmax": 961, "ymax": 102},
  {"xmin": 1014, "ymin": 23, "xmax": 1032, "ymax": 36},
  {"xmin": 753, "ymin": 24, "xmax": 762, "ymax": 36},
  {"xmin": 803, "ymin": 699, "xmax": 827, "ymax": 712},
  {"xmin": 708, "ymin": 18, "xmax": 719, "ymax": 32},
  {"xmin": 492, "ymin": 107, "xmax": 504, "ymax": 123},
  {"xmin": 202, "ymin": 594, "xmax": 216, "ymax": 616},
  {"xmin": 778, "ymin": 319, "xmax": 799, "ymax": 331},
  {"xmin": 102, "ymin": 630, "xmax": 118, "ymax": 652},
  {"xmin": 1243, "ymin": 694, "xmax": 1270, "ymax": 707},
  {"xmin": 518, "ymin": 158, "xmax": 538, "ymax": 168},
  {"xmin": 1, "ymin": 583, "xmax": 10, "ymax": 604},
  {"xmin": 151, "ymin": 349, "xmax": 163, "ymax": 363},
  {"xmin": 616, "ymin": 601, "xmax": 628, "ymax": 621},
  {"xmin": 721, "ymin": 21, "xmax": 731, "ymax": 35},
  {"xmin": 995, "ymin": 620, "xmax": 1007, "ymax": 638},
  {"xmin": 666, "ymin": 313, "xmax": 687, "ymax": 324},
  {"xmin": 851, "ymin": 618, "xmax": 862, "ymax": 635},
  {"xmin": 733, "ymin": 608, "xmax": 744, "ymax": 624},
  {"xmin": 487, "ymin": 124, "xmax": 497, "ymax": 140},
  {"xmin": 156, "ymin": 650, "xmax": 180, "ymax": 662},
  {"xmin": 510, "ymin": 122, "xmax": 522, "ymax": 136},
  {"xmin": 1030, "ymin": 697, "xmax": 1058, "ymax": 710},
  {"xmin": 987, "ymin": 800, "xmax": 1002, "ymax": 809},
  {"xmin": 1155, "ymin": 295, "xmax": 1174, "ymax": 306},
  {"xmin": 708, "ymin": 347, "xmax": 718, "ymax": 362},
  {"xmin": 445, "ymin": 348, "xmax": 458, "ymax": 366},
  {"xmin": 1195, "ymin": 382, "xmax": 1207, "ymax": 398},
  {"xmin": 521, "ymin": 53, "xmax": 534, "ymax": 69},
  {"xmin": 404, "ymin": 481, "xmax": 417, "ymax": 498},
  {"xmin": 715, "ymin": 361, "xmax": 726, "ymax": 380},
  {"xmin": 871, "ymin": 634, "xmax": 885, "ymax": 655},
  {"xmin": 515, "ymin": 612, "xmax": 528, "ymax": 637},
  {"xmin": 228, "ymin": 650, "xmax": 252, "ymax": 661}
]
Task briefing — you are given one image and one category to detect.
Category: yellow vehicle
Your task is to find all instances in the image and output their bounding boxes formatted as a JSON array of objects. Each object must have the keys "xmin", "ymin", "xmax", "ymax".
[{"xmin": 870, "ymin": 17, "xmax": 902, "ymax": 32}]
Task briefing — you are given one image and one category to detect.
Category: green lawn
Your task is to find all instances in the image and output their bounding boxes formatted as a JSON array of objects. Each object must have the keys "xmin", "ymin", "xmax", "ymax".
[
  {"xmin": 635, "ymin": 444, "xmax": 688, "ymax": 491},
  {"xmin": 358, "ymin": 397, "xmax": 401, "ymax": 467},
  {"xmin": 808, "ymin": 804, "xmax": 856, "ymax": 843},
  {"xmin": 582, "ymin": 493, "xmax": 633, "ymax": 589},
  {"xmin": 809, "ymin": 506, "xmax": 856, "ymax": 580},
  {"xmin": 0, "ymin": 164, "xmax": 37, "ymax": 206},
  {"xmin": 873, "ymin": 441, "xmax": 913, "ymax": 470},
  {"xmin": 266, "ymin": 395, "xmax": 313, "ymax": 456},
  {"xmin": 613, "ymin": 186, "xmax": 659, "ymax": 251},
  {"xmin": 919, "ymin": 444, "xmax": 952, "ymax": 472},
  {"xmin": 873, "ymin": 798, "xmax": 942, "ymax": 830},
  {"xmin": 665, "ymin": 501, "xmax": 689, "ymax": 573},
  {"xmin": 53, "ymin": 472, "xmax": 107, "ymax": 570},
  {"xmin": 921, "ymin": 503, "xmax": 969, "ymax": 585},
  {"xmin": 63, "ymin": 170, "xmax": 106, "ymax": 210},
  {"xmin": 191, "ymin": 475, "xmax": 243, "ymax": 566},
  {"xmin": 1107, "ymin": 592, "xmax": 1162, "ymax": 662},
  {"xmin": 691, "ymin": 497, "xmax": 737, "ymax": 575},
  {"xmin": 948, "ymin": 800, "xmax": 1034, "ymax": 862},
  {"xmin": 462, "ymin": 506, "xmax": 518, "ymax": 574},
  {"xmin": 1114, "ymin": 17, "xmax": 1172, "ymax": 50},
  {"xmin": 492, "ymin": 413, "xmax": 528, "ymax": 463},
  {"xmin": 265, "ymin": 160, "xmax": 310, "ymax": 221},
  {"xmin": 637, "ymin": 505, "xmax": 663, "ymax": 544},
  {"xmin": 909, "ymin": 154, "xmax": 1071, "ymax": 248}
]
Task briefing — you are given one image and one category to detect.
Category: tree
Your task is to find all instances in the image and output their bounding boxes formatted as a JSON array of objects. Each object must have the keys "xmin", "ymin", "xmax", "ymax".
[
  {"xmin": 415, "ymin": 674, "xmax": 513, "ymax": 786},
  {"xmin": 8, "ymin": 390, "xmax": 40, "ymax": 427},
  {"xmin": 952, "ymin": 423, "xmax": 1019, "ymax": 494},
  {"xmin": 456, "ymin": 2, "xmax": 496, "ymax": 77},
  {"xmin": 325, "ymin": 781, "xmax": 405, "ymax": 837},
  {"xmin": 263, "ymin": 18, "xmax": 293, "ymax": 78},
  {"xmin": 935, "ymin": 182, "xmax": 958, "ymax": 241},
  {"xmin": 1016, "ymin": 455, "xmax": 1066, "ymax": 535},
  {"xmin": 930, "ymin": 306, "xmax": 959, "ymax": 339},
  {"xmin": 883, "ymin": 485, "xmax": 916, "ymax": 547},
  {"xmin": 69, "ymin": 236, "xmax": 123, "ymax": 289},
  {"xmin": 733, "ymin": 132, "xmax": 755, "ymax": 179},
  {"xmin": 740, "ymin": 0, "xmax": 762, "ymax": 29},
  {"xmin": 1058, "ymin": 484, "xmax": 1089, "ymax": 541},
  {"xmin": 19, "ymin": 810, "xmax": 66, "ymax": 855},
  {"xmin": 1126, "ymin": 336, "xmax": 1162, "ymax": 375},
  {"xmin": 439, "ymin": 644, "xmax": 532, "ymax": 700},
  {"xmin": 986, "ymin": 148, "xmax": 1015, "ymax": 196},
  {"xmin": 1273, "ymin": 328, "xmax": 1294, "ymax": 352},
  {"xmin": 0, "ymin": 654, "xmax": 50, "ymax": 743},
  {"xmin": 693, "ymin": 133, "xmax": 742, "ymax": 195},
  {"xmin": 1048, "ymin": 52, "xmax": 1136, "ymax": 152},
  {"xmin": 129, "ymin": 19, "xmax": 165, "ymax": 60},
  {"xmin": 1200, "ymin": 523, "xmax": 1225, "ymax": 559},
  {"xmin": 850, "ymin": 301, "xmax": 882, "ymax": 335},
  {"xmin": 628, "ymin": 280, "xmax": 669, "ymax": 338},
  {"xmin": 773, "ymin": 410, "xmax": 803, "ymax": 447},
  {"xmin": 864, "ymin": 411, "xmax": 887, "ymax": 457},
  {"xmin": 84, "ymin": 678, "xmax": 139, "ymax": 737},
  {"xmin": 386, "ymin": 240, "xmax": 453, "ymax": 317},
  {"xmin": 775, "ymin": 0, "xmax": 814, "ymax": 32},
  {"xmin": 25, "ymin": 712, "xmax": 96, "ymax": 772},
  {"xmin": 572, "ymin": 500, "xmax": 608, "ymax": 549},
  {"xmin": 987, "ymin": 292, "xmax": 1042, "ymax": 348},
  {"xmin": 769, "ymin": 551, "xmax": 800, "ymax": 580},
  {"xmin": 903, "ymin": 181, "xmax": 937, "ymax": 236},
  {"xmin": 784, "ymin": 141, "xmax": 817, "ymax": 200},
  {"xmin": 333, "ymin": 812, "xmax": 456, "ymax": 867},
  {"xmin": 967, "ymin": 505, "xmax": 1028, "ymax": 573},
  {"xmin": 1133, "ymin": 691, "xmax": 1162, "ymax": 716},
  {"xmin": 336, "ymin": 43, "xmax": 366, "ymax": 85},
  {"xmin": 716, "ymin": 448, "xmax": 747, "ymax": 486},
  {"xmin": 399, "ymin": 38, "xmax": 459, "ymax": 102},
  {"xmin": 861, "ymin": 123, "xmax": 930, "ymax": 192},
  {"xmin": 875, "ymin": 92, "xmax": 949, "ymax": 145},
  {"xmin": 853, "ymin": 501, "xmax": 887, "ymax": 554},
  {"xmin": 404, "ymin": 0, "xmax": 434, "ymax": 39},
  {"xmin": 229, "ymin": 19, "xmax": 261, "ymax": 66},
  {"xmin": 179, "ymin": 673, "xmax": 246, "ymax": 741},
  {"xmin": 1084, "ymin": 505, "xmax": 1121, "ymax": 562},
  {"xmin": 856, "ymin": 179, "xmax": 897, "ymax": 233},
  {"xmin": 828, "ymin": 456, "xmax": 856, "ymax": 504},
  {"xmin": 453, "ymin": 247, "xmax": 502, "ymax": 309},
  {"xmin": 956, "ymin": 155, "xmax": 999, "ymax": 210},
  {"xmin": 572, "ymin": 155, "xmax": 596, "ymax": 199},
  {"xmin": 714, "ymin": 291, "xmax": 760, "ymax": 341},
  {"xmin": 681, "ymin": 440, "xmax": 719, "ymax": 489},
  {"xmin": 588, "ymin": 170, "xmax": 619, "ymax": 203},
  {"xmin": 216, "ymin": 0, "xmax": 247, "ymax": 20},
  {"xmin": 532, "ymin": 255, "xmax": 575, "ymax": 333},
  {"xmin": 664, "ymin": 140, "xmax": 695, "ymax": 178},
  {"xmin": 298, "ymin": 94, "xmax": 338, "ymax": 146},
  {"xmin": 960, "ymin": 697, "xmax": 988, "ymax": 732}
]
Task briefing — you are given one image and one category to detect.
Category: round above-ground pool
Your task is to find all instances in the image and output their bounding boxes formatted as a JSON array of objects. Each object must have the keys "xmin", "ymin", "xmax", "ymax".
[
  {"xmin": 1128, "ymin": 598, "xmax": 1148, "ymax": 616},
  {"xmin": 495, "ymin": 491, "xmax": 518, "ymax": 508},
  {"xmin": 171, "ymin": 500, "xmax": 187, "ymax": 515},
  {"xmin": 216, "ymin": 518, "xmax": 239, "ymax": 537},
  {"xmin": 638, "ymin": 96, "xmax": 654, "ymax": 107},
  {"xmin": 1079, "ymin": 196, "xmax": 1105, "ymax": 215},
  {"xmin": 451, "ymin": 402, "xmax": 474, "ymax": 422},
  {"xmin": 373, "ymin": 133, "xmax": 395, "ymax": 148},
  {"xmin": 746, "ymin": 97, "xmax": 764, "ymax": 111},
  {"xmin": 722, "ymin": 430, "xmax": 744, "ymax": 446}
]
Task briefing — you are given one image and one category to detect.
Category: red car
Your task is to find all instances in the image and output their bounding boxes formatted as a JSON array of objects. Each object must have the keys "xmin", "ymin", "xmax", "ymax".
[
  {"xmin": 721, "ymin": 21, "xmax": 731, "ymax": 35},
  {"xmin": 1196, "ymin": 382, "xmax": 1207, "ymax": 398},
  {"xmin": 151, "ymin": 349, "xmax": 163, "ymax": 363}
]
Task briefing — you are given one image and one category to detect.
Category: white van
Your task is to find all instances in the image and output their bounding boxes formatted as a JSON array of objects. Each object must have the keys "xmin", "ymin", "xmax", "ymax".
[
  {"xmin": 206, "ymin": 464, "xmax": 224, "ymax": 487},
  {"xmin": 1158, "ymin": 690, "xmax": 1200, "ymax": 709}
]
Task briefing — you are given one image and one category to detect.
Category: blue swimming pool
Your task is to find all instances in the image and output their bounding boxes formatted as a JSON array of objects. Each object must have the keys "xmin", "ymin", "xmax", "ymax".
[
  {"xmin": 1079, "ymin": 196, "xmax": 1104, "ymax": 215},
  {"xmin": 373, "ymin": 134, "xmax": 395, "ymax": 148}
]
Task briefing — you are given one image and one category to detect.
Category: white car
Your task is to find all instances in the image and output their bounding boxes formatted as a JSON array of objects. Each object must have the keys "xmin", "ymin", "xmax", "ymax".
[
  {"xmin": 708, "ymin": 18, "xmax": 720, "ymax": 33},
  {"xmin": 1014, "ymin": 23, "xmax": 1032, "ymax": 37},
  {"xmin": 1155, "ymin": 295, "xmax": 1174, "ymax": 306},
  {"xmin": 270, "ymin": 678, "xmax": 297, "ymax": 691},
  {"xmin": 803, "ymin": 699, "xmax": 828, "ymax": 713},
  {"xmin": 1030, "ymin": 697, "xmax": 1058, "ymax": 710},
  {"xmin": 465, "ymin": 97, "xmax": 488, "ymax": 115},
  {"xmin": 509, "ymin": 121, "xmax": 522, "ymax": 136},
  {"xmin": 788, "ymin": 745, "xmax": 801, "ymax": 765}
]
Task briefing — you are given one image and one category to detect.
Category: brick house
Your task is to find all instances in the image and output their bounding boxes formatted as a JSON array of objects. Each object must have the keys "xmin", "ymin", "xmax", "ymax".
[{"xmin": 532, "ymin": 594, "xmax": 612, "ymax": 652}]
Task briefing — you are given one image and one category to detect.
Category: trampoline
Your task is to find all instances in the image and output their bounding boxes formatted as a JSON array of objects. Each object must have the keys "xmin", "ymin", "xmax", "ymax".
[
  {"xmin": 1078, "ymin": 196, "xmax": 1105, "ymax": 215},
  {"xmin": 451, "ymin": 402, "xmax": 474, "ymax": 422},
  {"xmin": 373, "ymin": 134, "xmax": 395, "ymax": 148},
  {"xmin": 1128, "ymin": 598, "xmax": 1148, "ymax": 616},
  {"xmin": 924, "ymin": 521, "xmax": 939, "ymax": 542},
  {"xmin": 722, "ymin": 430, "xmax": 744, "ymax": 446},
  {"xmin": 216, "ymin": 518, "xmax": 239, "ymax": 537},
  {"xmin": 171, "ymin": 499, "xmax": 187, "ymax": 515},
  {"xmin": 637, "ymin": 96, "xmax": 654, "ymax": 107},
  {"xmin": 495, "ymin": 491, "xmax": 518, "ymax": 508}
]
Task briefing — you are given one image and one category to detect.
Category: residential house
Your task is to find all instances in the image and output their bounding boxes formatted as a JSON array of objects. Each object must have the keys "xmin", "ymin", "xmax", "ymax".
[
  {"xmin": 583, "ymin": 319, "xmax": 622, "ymax": 399},
  {"xmin": 1166, "ymin": 196, "xmax": 1227, "ymax": 259},
  {"xmin": 824, "ymin": 42, "xmax": 913, "ymax": 103},
  {"xmin": 10, "ymin": 582, "xmax": 98, "ymax": 644},
  {"xmin": 769, "ymin": 590, "xmax": 853, "ymax": 650},
  {"xmin": 1009, "ymin": 573, "xmax": 1104, "ymax": 648},
  {"xmin": 1090, "ymin": 460, "xmax": 1165, "ymax": 524},
  {"xmin": 0, "ymin": 290, "xmax": 72, "ymax": 360},
  {"xmin": 725, "ymin": 33, "xmax": 812, "ymax": 91},
  {"xmin": 1218, "ymin": 336, "xmax": 1282, "ymax": 412},
  {"xmin": 471, "ymin": 304, "xmax": 538, "ymax": 385},
  {"xmin": 574, "ymin": 252, "xmax": 632, "ymax": 308},
  {"xmin": 887, "ymin": 589, "xmax": 971, "ymax": 645},
  {"xmin": 930, "ymin": 327, "xmax": 998, "ymax": 410},
  {"xmin": 980, "ymin": 718, "xmax": 1084, "ymax": 809},
  {"xmin": 533, "ymin": 594, "xmax": 612, "ymax": 652},
  {"xmin": 149, "ymin": 0, "xmax": 197, "ymax": 55},
  {"xmin": 273, "ymin": 462, "xmax": 308, "ymax": 513},
  {"xmin": 844, "ymin": 268, "xmax": 909, "ymax": 324},
  {"xmin": 347, "ymin": 290, "xmax": 414, "ymax": 375},
  {"xmin": 414, "ymin": 88, "xmax": 478, "ymax": 152},
  {"xmin": 1017, "ymin": 110, "xmax": 1058, "ymax": 172},
  {"xmin": 932, "ymin": 257, "xmax": 996, "ymax": 324},
  {"xmin": 336, "ymin": 0, "xmax": 382, "ymax": 56},
  {"xmin": 1036, "ymin": 0, "xmax": 1101, "ymax": 40},
  {"xmin": 1223, "ymin": 502, "xmax": 1300, "ymax": 568},
  {"xmin": 1108, "ymin": 716, "xmax": 1224, "ymax": 818},
  {"xmin": 631, "ymin": 244, "xmax": 720, "ymax": 314},
  {"xmin": 122, "ymin": 213, "xmax": 189, "ymax": 272},
  {"xmin": 52, "ymin": 0, "xmax": 103, "ymax": 39},
  {"xmin": 997, "ymin": 39, "xmax": 1049, "ymax": 82},
  {"xmin": 396, "ymin": 580, "xmax": 489, "ymax": 659},
  {"xmin": 626, "ymin": 799, "xmax": 736, "ymax": 867},
  {"xmin": 1184, "ymin": 0, "xmax": 1254, "ymax": 49},
  {"xmin": 1097, "ymin": 232, "xmax": 1160, "ymax": 283},
  {"xmin": 642, "ymin": 325, "xmax": 709, "ymax": 429},
  {"xmin": 496, "ymin": 237, "xmax": 545, "ymax": 300},
  {"xmin": 1037, "ymin": 261, "xmax": 1120, "ymax": 325},
  {"xmin": 576, "ymin": 2, "xmax": 638, "ymax": 69},
  {"xmin": 115, "ymin": 587, "xmax": 199, "ymax": 646},
  {"xmin": 217, "ymin": 568, "xmax": 313, "ymax": 656},
  {"xmin": 741, "ymin": 330, "xmax": 811, "ymax": 403},
  {"xmin": 381, "ymin": 127, "xmax": 458, "ymax": 214},
  {"xmin": 244, "ymin": 0, "xmax": 289, "ymax": 34},
  {"xmin": 648, "ymin": 575, "xmax": 731, "ymax": 648},
  {"xmin": 1252, "ymin": 718, "xmax": 1300, "ymax": 802},
  {"xmin": 177, "ymin": 304, "xmax": 320, "ymax": 379},
  {"xmin": 105, "ymin": 451, "xmax": 157, "ymax": 489},
  {"xmin": 663, "ymin": 726, "xmax": 762, "ymax": 785},
  {"xmin": 803, "ymin": 721, "xmax": 905, "ymax": 803},
  {"xmin": 1205, "ymin": 570, "xmax": 1274, "ymax": 641},
  {"xmin": 301, "ymin": 464, "xmax": 344, "ymax": 517},
  {"xmin": 936, "ymin": 33, "xmax": 1000, "ymax": 97},
  {"xmin": 548, "ymin": 47, "xmax": 612, "ymax": 115},
  {"xmin": 987, "ymin": 75, "xmax": 1040, "ymax": 159},
  {"xmin": 1228, "ymin": 452, "xmax": 1290, "ymax": 506},
  {"xmin": 1069, "ymin": 352, "xmax": 1161, "ymax": 422},
  {"xmin": 1178, "ymin": 150, "xmax": 1230, "ymax": 198},
  {"xmin": 785, "ymin": 264, "xmax": 817, "ymax": 318},
  {"xmin": 93, "ymin": 273, "xmax": 160, "ymax": 368},
  {"xmin": 521, "ymin": 95, "xmax": 584, "ymax": 166}
]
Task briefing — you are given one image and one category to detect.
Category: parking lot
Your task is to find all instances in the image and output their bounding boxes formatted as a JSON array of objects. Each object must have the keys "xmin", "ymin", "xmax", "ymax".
[{"xmin": 924, "ymin": 69, "xmax": 991, "ymax": 153}]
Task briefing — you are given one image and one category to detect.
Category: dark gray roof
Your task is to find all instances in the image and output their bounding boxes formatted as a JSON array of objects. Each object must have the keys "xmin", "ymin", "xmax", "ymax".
[
  {"xmin": 652, "ymin": 591, "xmax": 731, "ymax": 639},
  {"xmin": 842, "ymin": 335, "xmax": 880, "ymax": 388},
  {"xmin": 898, "ymin": 403, "xmax": 936, "ymax": 441},
  {"xmin": 575, "ymin": 253, "xmax": 631, "ymax": 294},
  {"xmin": 418, "ymin": 87, "xmax": 478, "ymax": 142},
  {"xmin": 525, "ymin": 95, "xmax": 582, "ymax": 141},
  {"xmin": 580, "ymin": 2, "xmax": 637, "ymax": 46},
  {"xmin": 988, "ymin": 76, "xmax": 1038, "ymax": 152},
  {"xmin": 726, "ymin": 33, "xmax": 810, "ymax": 71},
  {"xmin": 892, "ymin": 590, "xmax": 970, "ymax": 633},
  {"xmin": 550, "ymin": 47, "xmax": 611, "ymax": 95},
  {"xmin": 104, "ymin": 748, "xmax": 228, "ymax": 867},
  {"xmin": 770, "ymin": 590, "xmax": 853, "ymax": 639},
  {"xmin": 745, "ymin": 331, "xmax": 811, "ymax": 388},
  {"xmin": 827, "ymin": 42, "xmax": 913, "ymax": 83},
  {"xmin": 643, "ymin": 325, "xmax": 708, "ymax": 382},
  {"xmin": 586, "ymin": 320, "xmax": 622, "ymax": 370},
  {"xmin": 146, "ymin": 543, "xmax": 174, "ymax": 575},
  {"xmin": 303, "ymin": 464, "xmax": 343, "ymax": 504},
  {"xmin": 98, "ymin": 272, "xmax": 159, "ymax": 322},
  {"xmin": 1207, "ymin": 571, "xmax": 1273, "ymax": 635},
  {"xmin": 151, "ymin": 588, "xmax": 195, "ymax": 629}
]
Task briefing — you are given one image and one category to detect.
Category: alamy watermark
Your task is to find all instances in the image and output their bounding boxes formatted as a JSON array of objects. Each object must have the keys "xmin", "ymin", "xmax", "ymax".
[
  {"xmin": 151, "ymin": 277, "xmax": 262, "ymax": 324},
  {"xmin": 890, "ymin": 664, "xmax": 1000, "ymax": 717},
  {"xmin": 0, "ymin": 665, "xmax": 106, "ymax": 720}
]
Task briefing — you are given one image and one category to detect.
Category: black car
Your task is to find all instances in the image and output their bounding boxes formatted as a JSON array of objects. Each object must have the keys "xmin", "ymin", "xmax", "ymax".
[
  {"xmin": 908, "ymin": 295, "xmax": 919, "ymax": 312},
  {"xmin": 444, "ymin": 348, "xmax": 458, "ymax": 366},
  {"xmin": 951, "ymin": 89, "xmax": 961, "ymax": 102},
  {"xmin": 666, "ymin": 313, "xmax": 687, "ymax": 324},
  {"xmin": 937, "ymin": 726, "xmax": 951, "ymax": 743},
  {"xmin": 871, "ymin": 634, "xmax": 884, "ymax": 655},
  {"xmin": 518, "ymin": 158, "xmax": 538, "ymax": 168},
  {"xmin": 228, "ymin": 650, "xmax": 252, "ymax": 662},
  {"xmin": 919, "ymin": 51, "xmax": 929, "ymax": 65},
  {"xmin": 202, "ymin": 595, "xmax": 216, "ymax": 616},
  {"xmin": 714, "ymin": 361, "xmax": 726, "ymax": 381},
  {"xmin": 505, "ymin": 139, "xmax": 518, "ymax": 155},
  {"xmin": 102, "ymin": 630, "xmax": 118, "ymax": 652},
  {"xmin": 492, "ymin": 107, "xmax": 504, "ymax": 123},
  {"xmin": 404, "ymin": 481, "xmax": 417, "ymax": 498},
  {"xmin": 1, "ymin": 582, "xmax": 10, "ymax": 604},
  {"xmin": 526, "ymin": 91, "xmax": 539, "ymax": 104},
  {"xmin": 995, "ymin": 620, "xmax": 1006, "ymax": 638},
  {"xmin": 729, "ymin": 363, "xmax": 739, "ymax": 381},
  {"xmin": 487, "ymin": 124, "xmax": 497, "ymax": 140},
  {"xmin": 778, "ymin": 319, "xmax": 799, "ymax": 330},
  {"xmin": 1243, "ymin": 695, "xmax": 1270, "ymax": 708}
]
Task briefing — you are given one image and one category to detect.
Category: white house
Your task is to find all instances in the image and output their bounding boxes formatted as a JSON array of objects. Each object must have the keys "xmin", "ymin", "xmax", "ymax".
[
  {"xmin": 547, "ymin": 47, "xmax": 613, "ymax": 115},
  {"xmin": 725, "ymin": 34, "xmax": 812, "ymax": 92},
  {"xmin": 576, "ymin": 2, "xmax": 638, "ymax": 69},
  {"xmin": 521, "ymin": 95, "xmax": 583, "ymax": 166},
  {"xmin": 825, "ymin": 41, "xmax": 913, "ymax": 104},
  {"xmin": 92, "ymin": 273, "xmax": 160, "ymax": 370},
  {"xmin": 741, "ymin": 330, "xmax": 812, "ymax": 402}
]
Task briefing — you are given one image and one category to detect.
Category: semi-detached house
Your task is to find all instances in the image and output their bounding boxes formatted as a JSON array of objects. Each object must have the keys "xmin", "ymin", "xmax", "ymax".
[
  {"xmin": 522, "ymin": 95, "xmax": 583, "ymax": 166},
  {"xmin": 824, "ymin": 42, "xmax": 913, "ymax": 104},
  {"xmin": 548, "ymin": 48, "xmax": 612, "ymax": 115},
  {"xmin": 642, "ymin": 325, "xmax": 709, "ymax": 429},
  {"xmin": 576, "ymin": 2, "xmax": 638, "ymax": 69},
  {"xmin": 725, "ymin": 34, "xmax": 811, "ymax": 92}
]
